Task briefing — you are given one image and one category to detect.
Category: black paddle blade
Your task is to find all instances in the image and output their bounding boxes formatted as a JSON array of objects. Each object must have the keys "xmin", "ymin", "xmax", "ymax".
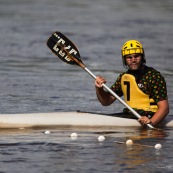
[{"xmin": 47, "ymin": 31, "xmax": 82, "ymax": 66}]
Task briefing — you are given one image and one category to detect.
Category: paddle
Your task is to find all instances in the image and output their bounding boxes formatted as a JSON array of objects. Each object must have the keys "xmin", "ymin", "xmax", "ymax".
[{"xmin": 46, "ymin": 31, "xmax": 155, "ymax": 129}]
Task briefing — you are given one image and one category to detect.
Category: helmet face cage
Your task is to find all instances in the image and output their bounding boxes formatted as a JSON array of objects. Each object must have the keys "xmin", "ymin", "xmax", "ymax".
[
  {"xmin": 122, "ymin": 53, "xmax": 146, "ymax": 69},
  {"xmin": 121, "ymin": 40, "xmax": 146, "ymax": 69}
]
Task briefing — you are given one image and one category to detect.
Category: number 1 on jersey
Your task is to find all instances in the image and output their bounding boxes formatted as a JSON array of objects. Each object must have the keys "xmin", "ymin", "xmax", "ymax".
[{"xmin": 124, "ymin": 81, "xmax": 130, "ymax": 101}]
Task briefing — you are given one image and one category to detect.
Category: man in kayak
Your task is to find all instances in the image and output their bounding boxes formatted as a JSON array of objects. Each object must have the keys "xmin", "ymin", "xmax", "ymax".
[{"xmin": 95, "ymin": 40, "xmax": 169, "ymax": 126}]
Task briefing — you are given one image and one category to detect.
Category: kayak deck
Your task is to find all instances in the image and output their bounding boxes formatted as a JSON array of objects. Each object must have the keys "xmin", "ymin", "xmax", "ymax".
[{"xmin": 0, "ymin": 112, "xmax": 172, "ymax": 129}]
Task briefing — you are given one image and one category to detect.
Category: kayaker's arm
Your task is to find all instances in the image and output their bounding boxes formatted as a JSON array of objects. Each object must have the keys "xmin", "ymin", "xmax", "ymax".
[
  {"xmin": 95, "ymin": 76, "xmax": 115, "ymax": 106},
  {"xmin": 150, "ymin": 100, "xmax": 169, "ymax": 125},
  {"xmin": 138, "ymin": 100, "xmax": 169, "ymax": 125}
]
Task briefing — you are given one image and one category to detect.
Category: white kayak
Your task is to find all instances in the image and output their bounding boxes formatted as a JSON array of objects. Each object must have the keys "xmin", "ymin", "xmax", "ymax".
[{"xmin": 0, "ymin": 111, "xmax": 172, "ymax": 129}]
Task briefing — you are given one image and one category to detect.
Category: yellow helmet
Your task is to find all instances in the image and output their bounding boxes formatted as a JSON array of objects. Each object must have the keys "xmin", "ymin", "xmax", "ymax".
[{"xmin": 121, "ymin": 40, "xmax": 146, "ymax": 68}]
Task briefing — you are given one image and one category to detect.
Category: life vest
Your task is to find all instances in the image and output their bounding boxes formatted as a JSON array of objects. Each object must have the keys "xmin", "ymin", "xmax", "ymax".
[{"xmin": 121, "ymin": 74, "xmax": 158, "ymax": 112}]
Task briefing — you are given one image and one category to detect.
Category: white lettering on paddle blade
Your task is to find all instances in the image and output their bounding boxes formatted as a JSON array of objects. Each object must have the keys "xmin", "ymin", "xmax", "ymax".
[
  {"xmin": 59, "ymin": 50, "xmax": 65, "ymax": 57},
  {"xmin": 52, "ymin": 33, "xmax": 78, "ymax": 60},
  {"xmin": 64, "ymin": 56, "xmax": 71, "ymax": 61},
  {"xmin": 69, "ymin": 49, "xmax": 77, "ymax": 55},
  {"xmin": 58, "ymin": 38, "xmax": 65, "ymax": 44},
  {"xmin": 53, "ymin": 42, "xmax": 59, "ymax": 52}
]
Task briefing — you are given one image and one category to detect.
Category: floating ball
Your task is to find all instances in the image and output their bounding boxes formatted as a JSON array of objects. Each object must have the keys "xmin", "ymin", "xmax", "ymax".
[
  {"xmin": 44, "ymin": 130, "xmax": 51, "ymax": 134},
  {"xmin": 71, "ymin": 133, "xmax": 78, "ymax": 139},
  {"xmin": 155, "ymin": 143, "xmax": 162, "ymax": 149},
  {"xmin": 126, "ymin": 139, "xmax": 133, "ymax": 146},
  {"xmin": 98, "ymin": 135, "xmax": 105, "ymax": 141}
]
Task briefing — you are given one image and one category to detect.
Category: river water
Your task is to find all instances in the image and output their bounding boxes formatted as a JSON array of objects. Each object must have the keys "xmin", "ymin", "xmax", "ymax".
[{"xmin": 0, "ymin": 0, "xmax": 173, "ymax": 172}]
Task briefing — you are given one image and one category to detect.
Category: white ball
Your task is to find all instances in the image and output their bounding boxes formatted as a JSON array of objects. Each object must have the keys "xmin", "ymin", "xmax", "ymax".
[
  {"xmin": 126, "ymin": 139, "xmax": 133, "ymax": 146},
  {"xmin": 44, "ymin": 130, "xmax": 51, "ymax": 134},
  {"xmin": 155, "ymin": 143, "xmax": 162, "ymax": 149},
  {"xmin": 71, "ymin": 133, "xmax": 78, "ymax": 138},
  {"xmin": 98, "ymin": 135, "xmax": 105, "ymax": 141}
]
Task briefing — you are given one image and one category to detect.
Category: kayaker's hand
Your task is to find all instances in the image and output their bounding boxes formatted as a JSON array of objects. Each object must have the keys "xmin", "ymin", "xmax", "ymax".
[
  {"xmin": 138, "ymin": 116, "xmax": 153, "ymax": 125},
  {"xmin": 95, "ymin": 76, "xmax": 106, "ymax": 89}
]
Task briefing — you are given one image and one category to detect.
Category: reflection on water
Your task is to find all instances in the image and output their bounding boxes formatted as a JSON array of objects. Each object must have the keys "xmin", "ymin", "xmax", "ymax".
[
  {"xmin": 0, "ymin": 0, "xmax": 173, "ymax": 172},
  {"xmin": 0, "ymin": 127, "xmax": 171, "ymax": 173}
]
